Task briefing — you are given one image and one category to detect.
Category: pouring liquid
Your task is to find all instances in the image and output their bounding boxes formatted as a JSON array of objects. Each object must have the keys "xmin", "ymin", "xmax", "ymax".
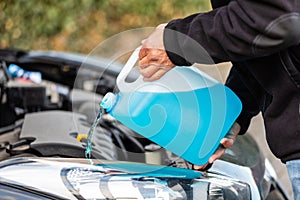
[{"xmin": 85, "ymin": 106, "xmax": 104, "ymax": 163}]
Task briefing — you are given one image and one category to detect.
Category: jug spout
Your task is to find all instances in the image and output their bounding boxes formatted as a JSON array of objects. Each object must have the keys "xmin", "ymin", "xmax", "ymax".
[{"xmin": 101, "ymin": 92, "xmax": 117, "ymax": 112}]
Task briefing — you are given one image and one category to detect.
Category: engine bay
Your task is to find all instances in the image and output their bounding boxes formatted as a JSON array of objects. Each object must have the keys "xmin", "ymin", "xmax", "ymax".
[{"xmin": 0, "ymin": 50, "xmax": 186, "ymax": 168}]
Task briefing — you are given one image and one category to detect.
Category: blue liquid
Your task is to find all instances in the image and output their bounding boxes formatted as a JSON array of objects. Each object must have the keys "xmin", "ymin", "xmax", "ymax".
[
  {"xmin": 109, "ymin": 84, "xmax": 242, "ymax": 165},
  {"xmin": 96, "ymin": 163, "xmax": 201, "ymax": 179},
  {"xmin": 85, "ymin": 106, "xmax": 104, "ymax": 164}
]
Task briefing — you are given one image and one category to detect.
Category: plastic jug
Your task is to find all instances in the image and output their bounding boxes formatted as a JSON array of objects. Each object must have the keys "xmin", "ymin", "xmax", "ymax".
[{"xmin": 101, "ymin": 47, "xmax": 242, "ymax": 165}]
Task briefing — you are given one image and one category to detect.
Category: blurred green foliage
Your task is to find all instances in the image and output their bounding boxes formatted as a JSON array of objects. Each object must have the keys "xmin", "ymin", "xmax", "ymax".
[{"xmin": 1, "ymin": 0, "xmax": 210, "ymax": 53}]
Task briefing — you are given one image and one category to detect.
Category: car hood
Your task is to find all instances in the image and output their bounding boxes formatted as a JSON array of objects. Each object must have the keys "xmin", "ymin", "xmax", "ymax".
[{"xmin": 0, "ymin": 157, "xmax": 250, "ymax": 200}]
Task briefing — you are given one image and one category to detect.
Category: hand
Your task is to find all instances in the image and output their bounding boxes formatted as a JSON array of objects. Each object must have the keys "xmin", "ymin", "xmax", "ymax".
[
  {"xmin": 138, "ymin": 23, "xmax": 175, "ymax": 81},
  {"xmin": 193, "ymin": 122, "xmax": 241, "ymax": 171}
]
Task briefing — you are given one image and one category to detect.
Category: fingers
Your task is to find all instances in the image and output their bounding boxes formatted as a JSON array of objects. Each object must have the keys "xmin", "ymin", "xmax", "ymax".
[
  {"xmin": 138, "ymin": 48, "xmax": 174, "ymax": 81},
  {"xmin": 143, "ymin": 68, "xmax": 168, "ymax": 81},
  {"xmin": 193, "ymin": 163, "xmax": 212, "ymax": 171},
  {"xmin": 138, "ymin": 49, "xmax": 161, "ymax": 67},
  {"xmin": 208, "ymin": 145, "xmax": 226, "ymax": 163},
  {"xmin": 193, "ymin": 123, "xmax": 241, "ymax": 172},
  {"xmin": 193, "ymin": 145, "xmax": 225, "ymax": 171},
  {"xmin": 137, "ymin": 23, "xmax": 175, "ymax": 81},
  {"xmin": 220, "ymin": 137, "xmax": 234, "ymax": 149},
  {"xmin": 138, "ymin": 47, "xmax": 148, "ymax": 60},
  {"xmin": 139, "ymin": 48, "xmax": 166, "ymax": 65},
  {"xmin": 139, "ymin": 63, "xmax": 160, "ymax": 78},
  {"xmin": 139, "ymin": 62, "xmax": 169, "ymax": 81}
]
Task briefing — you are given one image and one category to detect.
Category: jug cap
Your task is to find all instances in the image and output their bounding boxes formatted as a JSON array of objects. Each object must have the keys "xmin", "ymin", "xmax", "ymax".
[{"xmin": 101, "ymin": 92, "xmax": 117, "ymax": 112}]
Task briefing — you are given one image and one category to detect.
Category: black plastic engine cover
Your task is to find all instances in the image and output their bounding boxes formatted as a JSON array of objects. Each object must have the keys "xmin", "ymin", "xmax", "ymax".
[{"xmin": 19, "ymin": 111, "xmax": 117, "ymax": 160}]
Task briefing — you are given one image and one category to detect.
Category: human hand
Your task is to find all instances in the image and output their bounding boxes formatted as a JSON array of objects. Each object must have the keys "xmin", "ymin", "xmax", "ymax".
[
  {"xmin": 138, "ymin": 23, "xmax": 175, "ymax": 81},
  {"xmin": 193, "ymin": 122, "xmax": 241, "ymax": 171}
]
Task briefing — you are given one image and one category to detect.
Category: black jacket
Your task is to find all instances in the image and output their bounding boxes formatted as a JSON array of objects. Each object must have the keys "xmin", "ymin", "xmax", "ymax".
[{"xmin": 164, "ymin": 0, "xmax": 300, "ymax": 163}]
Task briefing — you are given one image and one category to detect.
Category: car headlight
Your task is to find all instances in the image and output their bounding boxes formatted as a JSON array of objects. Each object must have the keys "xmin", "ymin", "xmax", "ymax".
[
  {"xmin": 62, "ymin": 166, "xmax": 251, "ymax": 200},
  {"xmin": 192, "ymin": 173, "xmax": 251, "ymax": 200},
  {"xmin": 62, "ymin": 167, "xmax": 186, "ymax": 199},
  {"xmin": 0, "ymin": 158, "xmax": 251, "ymax": 200}
]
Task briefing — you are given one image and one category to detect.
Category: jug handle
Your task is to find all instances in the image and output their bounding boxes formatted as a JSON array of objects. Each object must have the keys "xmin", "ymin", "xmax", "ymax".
[{"xmin": 116, "ymin": 46, "xmax": 144, "ymax": 92}]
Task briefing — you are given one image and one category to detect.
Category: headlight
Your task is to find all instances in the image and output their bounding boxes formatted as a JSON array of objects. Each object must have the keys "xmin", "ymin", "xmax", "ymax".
[
  {"xmin": 62, "ymin": 167, "xmax": 186, "ymax": 199},
  {"xmin": 62, "ymin": 166, "xmax": 251, "ymax": 200},
  {"xmin": 192, "ymin": 173, "xmax": 251, "ymax": 200},
  {"xmin": 0, "ymin": 158, "xmax": 251, "ymax": 200}
]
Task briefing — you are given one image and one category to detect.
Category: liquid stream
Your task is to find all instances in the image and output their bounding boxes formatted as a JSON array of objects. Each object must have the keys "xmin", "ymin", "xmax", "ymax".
[{"xmin": 85, "ymin": 105, "xmax": 104, "ymax": 163}]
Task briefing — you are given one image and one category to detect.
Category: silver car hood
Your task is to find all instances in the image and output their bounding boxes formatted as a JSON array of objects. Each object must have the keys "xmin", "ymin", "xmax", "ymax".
[{"xmin": 0, "ymin": 157, "xmax": 251, "ymax": 200}]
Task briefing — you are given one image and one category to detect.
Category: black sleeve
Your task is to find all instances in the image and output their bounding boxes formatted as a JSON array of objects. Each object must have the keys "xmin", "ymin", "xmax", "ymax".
[
  {"xmin": 163, "ymin": 0, "xmax": 300, "ymax": 66},
  {"xmin": 225, "ymin": 63, "xmax": 261, "ymax": 134}
]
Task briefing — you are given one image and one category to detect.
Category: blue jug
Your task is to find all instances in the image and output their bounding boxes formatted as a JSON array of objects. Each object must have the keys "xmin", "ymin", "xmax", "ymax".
[{"xmin": 101, "ymin": 47, "xmax": 242, "ymax": 165}]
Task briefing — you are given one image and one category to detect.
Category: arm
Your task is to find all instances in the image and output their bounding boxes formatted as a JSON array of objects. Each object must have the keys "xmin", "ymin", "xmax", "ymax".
[
  {"xmin": 139, "ymin": 0, "xmax": 300, "ymax": 81},
  {"xmin": 225, "ymin": 63, "xmax": 261, "ymax": 134},
  {"xmin": 164, "ymin": 0, "xmax": 300, "ymax": 65}
]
